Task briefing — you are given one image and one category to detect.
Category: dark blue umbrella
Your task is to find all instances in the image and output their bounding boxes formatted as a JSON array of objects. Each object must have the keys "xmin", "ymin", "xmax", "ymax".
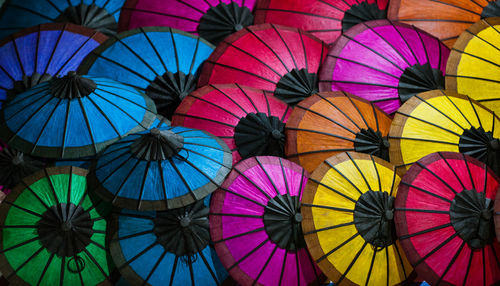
[
  {"xmin": 78, "ymin": 27, "xmax": 215, "ymax": 119},
  {"xmin": 0, "ymin": 23, "xmax": 108, "ymax": 109},
  {"xmin": 0, "ymin": 0, "xmax": 125, "ymax": 38},
  {"xmin": 88, "ymin": 126, "xmax": 232, "ymax": 210},
  {"xmin": 110, "ymin": 200, "xmax": 229, "ymax": 286},
  {"xmin": 0, "ymin": 72, "xmax": 157, "ymax": 159}
]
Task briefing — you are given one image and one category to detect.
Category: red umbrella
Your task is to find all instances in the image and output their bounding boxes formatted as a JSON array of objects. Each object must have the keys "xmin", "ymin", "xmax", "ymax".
[
  {"xmin": 255, "ymin": 0, "xmax": 389, "ymax": 44},
  {"xmin": 172, "ymin": 84, "xmax": 292, "ymax": 164},
  {"xmin": 395, "ymin": 152, "xmax": 500, "ymax": 285},
  {"xmin": 198, "ymin": 24, "xmax": 328, "ymax": 106},
  {"xmin": 496, "ymin": 189, "xmax": 500, "ymax": 242}
]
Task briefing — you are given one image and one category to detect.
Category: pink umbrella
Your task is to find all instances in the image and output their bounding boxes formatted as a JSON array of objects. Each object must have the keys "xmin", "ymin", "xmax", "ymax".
[
  {"xmin": 119, "ymin": 0, "xmax": 257, "ymax": 44},
  {"xmin": 319, "ymin": 20, "xmax": 450, "ymax": 114},
  {"xmin": 172, "ymin": 84, "xmax": 292, "ymax": 165},
  {"xmin": 210, "ymin": 156, "xmax": 324, "ymax": 285}
]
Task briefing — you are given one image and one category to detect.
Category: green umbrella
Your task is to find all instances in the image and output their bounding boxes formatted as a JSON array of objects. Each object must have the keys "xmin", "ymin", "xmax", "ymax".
[{"xmin": 0, "ymin": 166, "xmax": 113, "ymax": 285}]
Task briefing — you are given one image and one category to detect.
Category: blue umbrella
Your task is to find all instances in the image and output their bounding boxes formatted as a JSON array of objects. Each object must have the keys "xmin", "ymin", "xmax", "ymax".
[
  {"xmin": 52, "ymin": 115, "xmax": 170, "ymax": 169},
  {"xmin": 0, "ymin": 23, "xmax": 108, "ymax": 109},
  {"xmin": 0, "ymin": 0, "xmax": 125, "ymax": 38},
  {"xmin": 0, "ymin": 72, "xmax": 157, "ymax": 159},
  {"xmin": 78, "ymin": 27, "xmax": 215, "ymax": 119},
  {"xmin": 110, "ymin": 200, "xmax": 229, "ymax": 286},
  {"xmin": 88, "ymin": 126, "xmax": 232, "ymax": 210}
]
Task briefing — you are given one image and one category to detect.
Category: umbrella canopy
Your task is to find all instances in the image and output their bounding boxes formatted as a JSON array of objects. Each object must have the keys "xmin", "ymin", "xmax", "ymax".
[
  {"xmin": 285, "ymin": 91, "xmax": 392, "ymax": 173},
  {"xmin": 394, "ymin": 152, "xmax": 500, "ymax": 285},
  {"xmin": 89, "ymin": 126, "xmax": 232, "ymax": 211},
  {"xmin": 319, "ymin": 20, "xmax": 450, "ymax": 115},
  {"xmin": 496, "ymin": 189, "xmax": 500, "ymax": 242},
  {"xmin": 118, "ymin": 0, "xmax": 257, "ymax": 45},
  {"xmin": 172, "ymin": 84, "xmax": 292, "ymax": 164},
  {"xmin": 446, "ymin": 17, "xmax": 500, "ymax": 116},
  {"xmin": 0, "ymin": 23, "xmax": 107, "ymax": 108},
  {"xmin": 78, "ymin": 27, "xmax": 214, "ymax": 120},
  {"xmin": 110, "ymin": 200, "xmax": 229, "ymax": 286},
  {"xmin": 198, "ymin": 24, "xmax": 328, "ymax": 106},
  {"xmin": 210, "ymin": 156, "xmax": 324, "ymax": 285},
  {"xmin": 0, "ymin": 72, "xmax": 157, "ymax": 159},
  {"xmin": 0, "ymin": 166, "xmax": 114, "ymax": 285},
  {"xmin": 388, "ymin": 0, "xmax": 500, "ymax": 48},
  {"xmin": 0, "ymin": 0, "xmax": 125, "ymax": 38},
  {"xmin": 301, "ymin": 152, "xmax": 412, "ymax": 285},
  {"xmin": 254, "ymin": 0, "xmax": 389, "ymax": 44},
  {"xmin": 389, "ymin": 89, "xmax": 500, "ymax": 176}
]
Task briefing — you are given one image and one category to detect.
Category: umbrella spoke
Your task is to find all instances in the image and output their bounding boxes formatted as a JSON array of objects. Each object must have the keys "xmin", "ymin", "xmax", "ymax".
[
  {"xmin": 219, "ymin": 186, "xmax": 267, "ymax": 208},
  {"xmin": 402, "ymin": 177, "xmax": 454, "ymax": 202},
  {"xmin": 437, "ymin": 152, "xmax": 466, "ymax": 190},
  {"xmin": 168, "ymin": 255, "xmax": 179, "ymax": 286},
  {"xmin": 118, "ymin": 242, "xmax": 159, "ymax": 270},
  {"xmin": 214, "ymin": 227, "xmax": 265, "ymax": 243},
  {"xmin": 336, "ymin": 242, "xmax": 368, "ymax": 285},
  {"xmin": 395, "ymin": 207, "xmax": 449, "ymax": 214},
  {"xmin": 303, "ymin": 222, "xmax": 355, "ymax": 235},
  {"xmin": 1, "ymin": 236, "xmax": 39, "ymax": 253},
  {"xmin": 295, "ymin": 105, "xmax": 359, "ymax": 135},
  {"xmin": 256, "ymin": 157, "xmax": 281, "ymax": 197},
  {"xmin": 252, "ymin": 244, "xmax": 279, "ymax": 286},
  {"xmin": 197, "ymin": 249, "xmax": 220, "ymax": 285},
  {"xmin": 393, "ymin": 243, "xmax": 409, "ymax": 279},
  {"xmin": 317, "ymin": 233, "xmax": 360, "ymax": 262},
  {"xmin": 228, "ymin": 238, "xmax": 270, "ymax": 271},
  {"xmin": 137, "ymin": 161, "xmax": 151, "ymax": 210},
  {"xmin": 436, "ymin": 241, "xmax": 466, "ymax": 285},
  {"xmin": 168, "ymin": 158, "xmax": 197, "ymax": 201},
  {"xmin": 325, "ymin": 160, "xmax": 363, "ymax": 195},
  {"xmin": 210, "ymin": 212, "xmax": 262, "ymax": 219},
  {"xmin": 222, "ymin": 41, "xmax": 283, "ymax": 77},
  {"xmin": 206, "ymin": 60, "xmax": 278, "ymax": 85},
  {"xmin": 8, "ymin": 245, "xmax": 45, "ymax": 279},
  {"xmin": 415, "ymin": 233, "xmax": 459, "ymax": 266},
  {"xmin": 365, "ymin": 247, "xmax": 377, "ymax": 285},
  {"xmin": 278, "ymin": 248, "xmax": 288, "ymax": 286},
  {"xmin": 302, "ymin": 203, "xmax": 354, "ymax": 213},
  {"xmin": 346, "ymin": 152, "xmax": 372, "ymax": 190},
  {"xmin": 399, "ymin": 223, "xmax": 453, "ymax": 240}
]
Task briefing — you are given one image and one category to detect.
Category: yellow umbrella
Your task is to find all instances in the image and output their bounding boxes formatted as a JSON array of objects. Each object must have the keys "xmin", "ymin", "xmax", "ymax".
[
  {"xmin": 389, "ymin": 89, "xmax": 500, "ymax": 175},
  {"xmin": 446, "ymin": 17, "xmax": 500, "ymax": 115},
  {"xmin": 301, "ymin": 152, "xmax": 412, "ymax": 286}
]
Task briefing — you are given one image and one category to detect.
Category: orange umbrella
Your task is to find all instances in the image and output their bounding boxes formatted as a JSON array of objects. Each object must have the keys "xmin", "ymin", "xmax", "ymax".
[
  {"xmin": 388, "ymin": 0, "xmax": 499, "ymax": 47},
  {"xmin": 285, "ymin": 91, "xmax": 392, "ymax": 173}
]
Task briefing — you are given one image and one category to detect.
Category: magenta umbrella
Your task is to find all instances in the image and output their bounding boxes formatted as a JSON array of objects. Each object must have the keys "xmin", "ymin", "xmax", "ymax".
[
  {"xmin": 119, "ymin": 0, "xmax": 257, "ymax": 44},
  {"xmin": 319, "ymin": 20, "xmax": 450, "ymax": 114},
  {"xmin": 210, "ymin": 156, "xmax": 324, "ymax": 285}
]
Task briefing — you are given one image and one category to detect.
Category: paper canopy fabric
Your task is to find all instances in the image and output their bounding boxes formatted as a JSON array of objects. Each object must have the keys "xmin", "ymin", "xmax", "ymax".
[
  {"xmin": 198, "ymin": 24, "xmax": 328, "ymax": 106},
  {"xmin": 255, "ymin": 0, "xmax": 389, "ymax": 44},
  {"xmin": 78, "ymin": 26, "xmax": 214, "ymax": 120},
  {"xmin": 0, "ymin": 73, "xmax": 157, "ymax": 159},
  {"xmin": 446, "ymin": 17, "xmax": 500, "ymax": 116},
  {"xmin": 0, "ymin": 23, "xmax": 108, "ymax": 109},
  {"xmin": 0, "ymin": 0, "xmax": 126, "ymax": 38},
  {"xmin": 319, "ymin": 19, "xmax": 450, "ymax": 115},
  {"xmin": 119, "ymin": 0, "xmax": 257, "ymax": 45},
  {"xmin": 172, "ymin": 84, "xmax": 292, "ymax": 165}
]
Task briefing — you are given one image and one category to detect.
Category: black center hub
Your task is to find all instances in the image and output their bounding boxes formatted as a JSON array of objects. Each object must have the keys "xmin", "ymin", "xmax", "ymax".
[
  {"xmin": 153, "ymin": 201, "xmax": 210, "ymax": 257},
  {"xmin": 450, "ymin": 189, "xmax": 494, "ymax": 249},
  {"xmin": 459, "ymin": 127, "xmax": 500, "ymax": 174},
  {"xmin": 274, "ymin": 68, "xmax": 318, "ymax": 106},
  {"xmin": 234, "ymin": 112, "xmax": 286, "ymax": 159},
  {"xmin": 56, "ymin": 4, "xmax": 117, "ymax": 36},
  {"xmin": 354, "ymin": 191, "xmax": 396, "ymax": 248},
  {"xmin": 354, "ymin": 128, "xmax": 390, "ymax": 161},
  {"xmin": 481, "ymin": 0, "xmax": 500, "ymax": 18},
  {"xmin": 397, "ymin": 63, "xmax": 444, "ymax": 104},
  {"xmin": 342, "ymin": 2, "xmax": 387, "ymax": 32},
  {"xmin": 146, "ymin": 71, "xmax": 196, "ymax": 120},
  {"xmin": 198, "ymin": 2, "xmax": 254, "ymax": 45},
  {"xmin": 263, "ymin": 194, "xmax": 306, "ymax": 251},
  {"xmin": 37, "ymin": 203, "xmax": 93, "ymax": 258}
]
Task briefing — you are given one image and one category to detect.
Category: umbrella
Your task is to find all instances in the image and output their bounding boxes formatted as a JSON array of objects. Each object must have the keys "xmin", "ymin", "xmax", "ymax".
[
  {"xmin": 319, "ymin": 20, "xmax": 450, "ymax": 115},
  {"xmin": 254, "ymin": 0, "xmax": 389, "ymax": 44},
  {"xmin": 388, "ymin": 0, "xmax": 499, "ymax": 48},
  {"xmin": 0, "ymin": 0, "xmax": 126, "ymax": 38},
  {"xmin": 110, "ymin": 200, "xmax": 229, "ymax": 286},
  {"xmin": 285, "ymin": 91, "xmax": 392, "ymax": 173},
  {"xmin": 0, "ymin": 166, "xmax": 114, "ymax": 285},
  {"xmin": 446, "ymin": 17, "xmax": 500, "ymax": 116},
  {"xmin": 118, "ymin": 0, "xmax": 257, "ymax": 45},
  {"xmin": 0, "ymin": 23, "xmax": 107, "ymax": 109},
  {"xmin": 78, "ymin": 26, "xmax": 214, "ymax": 120},
  {"xmin": 172, "ymin": 83, "xmax": 292, "ymax": 164},
  {"xmin": 394, "ymin": 152, "xmax": 500, "ymax": 285},
  {"xmin": 0, "ymin": 72, "xmax": 157, "ymax": 159},
  {"xmin": 89, "ymin": 126, "xmax": 232, "ymax": 210},
  {"xmin": 301, "ymin": 151, "xmax": 413, "ymax": 285},
  {"xmin": 198, "ymin": 24, "xmax": 329, "ymax": 106},
  {"xmin": 389, "ymin": 89, "xmax": 500, "ymax": 176},
  {"xmin": 210, "ymin": 156, "xmax": 324, "ymax": 285}
]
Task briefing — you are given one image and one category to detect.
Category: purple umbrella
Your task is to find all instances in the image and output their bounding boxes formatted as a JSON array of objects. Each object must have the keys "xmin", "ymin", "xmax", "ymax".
[
  {"xmin": 319, "ymin": 20, "xmax": 450, "ymax": 114},
  {"xmin": 210, "ymin": 156, "xmax": 324, "ymax": 285},
  {"xmin": 119, "ymin": 0, "xmax": 257, "ymax": 45}
]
